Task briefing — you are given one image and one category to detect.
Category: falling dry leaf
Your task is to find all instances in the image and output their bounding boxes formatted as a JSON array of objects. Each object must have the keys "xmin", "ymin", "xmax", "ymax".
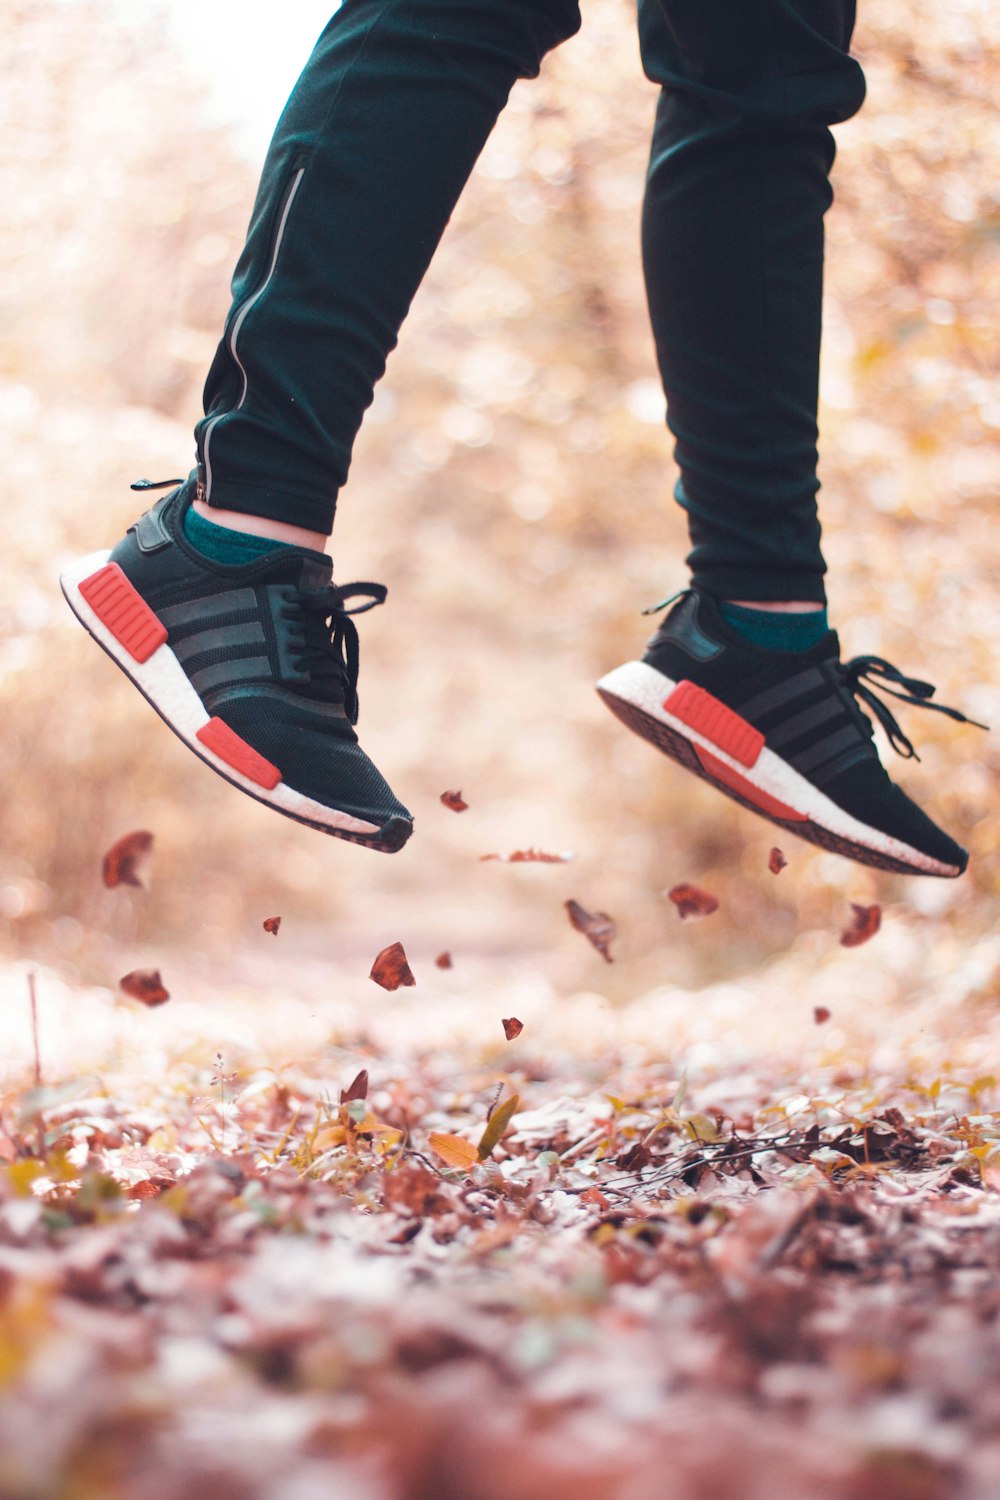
[
  {"xmin": 340, "ymin": 1069, "xmax": 369, "ymax": 1104},
  {"xmin": 262, "ymin": 916, "xmax": 281, "ymax": 936},
  {"xmin": 480, "ymin": 848, "xmax": 575, "ymax": 863},
  {"xmin": 840, "ymin": 903, "xmax": 882, "ymax": 949},
  {"xmin": 102, "ymin": 830, "xmax": 154, "ymax": 889},
  {"xmin": 119, "ymin": 969, "xmax": 170, "ymax": 1007},
  {"xmin": 370, "ymin": 942, "xmax": 416, "ymax": 991},
  {"xmin": 565, "ymin": 899, "xmax": 617, "ymax": 963},
  {"xmin": 668, "ymin": 883, "xmax": 720, "ymax": 920},
  {"xmin": 769, "ymin": 847, "xmax": 788, "ymax": 875},
  {"xmin": 814, "ymin": 1007, "xmax": 832, "ymax": 1025},
  {"xmin": 434, "ymin": 952, "xmax": 453, "ymax": 970},
  {"xmin": 428, "ymin": 1132, "xmax": 479, "ymax": 1170},
  {"xmin": 502, "ymin": 1017, "xmax": 524, "ymax": 1040},
  {"xmin": 440, "ymin": 790, "xmax": 468, "ymax": 812}
]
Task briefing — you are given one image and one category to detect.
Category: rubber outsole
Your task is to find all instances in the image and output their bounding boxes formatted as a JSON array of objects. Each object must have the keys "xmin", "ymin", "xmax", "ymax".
[
  {"xmin": 597, "ymin": 661, "xmax": 962, "ymax": 878},
  {"xmin": 60, "ymin": 551, "xmax": 413, "ymax": 854}
]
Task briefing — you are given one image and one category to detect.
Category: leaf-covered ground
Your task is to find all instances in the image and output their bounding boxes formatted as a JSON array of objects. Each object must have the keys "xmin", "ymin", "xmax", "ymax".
[
  {"xmin": 3, "ymin": 924, "xmax": 1000, "ymax": 1500},
  {"xmin": 2, "ymin": 1, "xmax": 999, "ymax": 1495}
]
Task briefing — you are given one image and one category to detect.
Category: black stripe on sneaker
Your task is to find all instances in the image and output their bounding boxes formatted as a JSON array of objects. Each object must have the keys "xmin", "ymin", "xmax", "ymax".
[
  {"xmin": 736, "ymin": 666, "xmax": 828, "ymax": 722},
  {"xmin": 190, "ymin": 656, "xmax": 272, "ymax": 695},
  {"xmin": 173, "ymin": 621, "xmax": 266, "ymax": 664},
  {"xmin": 808, "ymin": 742, "xmax": 873, "ymax": 785},
  {"xmin": 158, "ymin": 589, "xmax": 258, "ymax": 628},
  {"xmin": 766, "ymin": 694, "xmax": 844, "ymax": 749},
  {"xmin": 790, "ymin": 724, "xmax": 865, "ymax": 775}
]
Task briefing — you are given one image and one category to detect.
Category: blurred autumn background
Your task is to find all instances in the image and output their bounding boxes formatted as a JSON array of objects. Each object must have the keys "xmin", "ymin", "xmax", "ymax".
[
  {"xmin": 3, "ymin": 0, "xmax": 998, "ymax": 1009},
  {"xmin": 2, "ymin": 3, "xmax": 1000, "ymax": 1497}
]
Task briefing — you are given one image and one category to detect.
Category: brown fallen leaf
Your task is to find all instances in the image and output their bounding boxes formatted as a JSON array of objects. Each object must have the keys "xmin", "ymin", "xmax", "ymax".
[
  {"xmin": 119, "ymin": 969, "xmax": 170, "ymax": 1007},
  {"xmin": 814, "ymin": 1006, "xmax": 832, "ymax": 1025},
  {"xmin": 128, "ymin": 1179, "xmax": 163, "ymax": 1200},
  {"xmin": 102, "ymin": 830, "xmax": 154, "ymax": 889},
  {"xmin": 768, "ymin": 847, "xmax": 788, "ymax": 875},
  {"xmin": 440, "ymin": 790, "xmax": 468, "ymax": 812},
  {"xmin": 389, "ymin": 1220, "xmax": 422, "ymax": 1246},
  {"xmin": 340, "ymin": 1069, "xmax": 369, "ymax": 1104},
  {"xmin": 262, "ymin": 915, "xmax": 281, "ymax": 936},
  {"xmin": 840, "ymin": 903, "xmax": 882, "ymax": 948},
  {"xmin": 617, "ymin": 1141, "xmax": 653, "ymax": 1172},
  {"xmin": 434, "ymin": 952, "xmax": 453, "ymax": 970},
  {"xmin": 565, "ymin": 899, "xmax": 616, "ymax": 963},
  {"xmin": 370, "ymin": 941, "xmax": 416, "ymax": 990},
  {"xmin": 502, "ymin": 1017, "xmax": 523, "ymax": 1041},
  {"xmin": 428, "ymin": 1132, "xmax": 479, "ymax": 1170},
  {"xmin": 579, "ymin": 1186, "xmax": 611, "ymax": 1211},
  {"xmin": 381, "ymin": 1164, "xmax": 452, "ymax": 1217},
  {"xmin": 481, "ymin": 848, "xmax": 575, "ymax": 863},
  {"xmin": 668, "ymin": 883, "xmax": 720, "ymax": 920}
]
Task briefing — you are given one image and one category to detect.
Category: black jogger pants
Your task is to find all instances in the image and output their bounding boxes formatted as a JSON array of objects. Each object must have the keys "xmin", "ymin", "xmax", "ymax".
[{"xmin": 194, "ymin": 0, "xmax": 866, "ymax": 603}]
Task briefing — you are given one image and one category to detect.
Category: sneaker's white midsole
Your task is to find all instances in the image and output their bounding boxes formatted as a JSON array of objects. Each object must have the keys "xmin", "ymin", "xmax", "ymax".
[
  {"xmin": 597, "ymin": 659, "xmax": 957, "ymax": 877},
  {"xmin": 60, "ymin": 549, "xmax": 381, "ymax": 837}
]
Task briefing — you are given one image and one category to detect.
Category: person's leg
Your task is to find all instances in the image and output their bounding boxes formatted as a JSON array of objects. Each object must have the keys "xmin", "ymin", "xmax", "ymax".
[
  {"xmin": 598, "ymin": 4, "xmax": 981, "ymax": 876},
  {"xmin": 63, "ymin": 0, "xmax": 582, "ymax": 850},
  {"xmin": 194, "ymin": 0, "xmax": 582, "ymax": 541},
  {"xmin": 637, "ymin": 0, "xmax": 866, "ymax": 606}
]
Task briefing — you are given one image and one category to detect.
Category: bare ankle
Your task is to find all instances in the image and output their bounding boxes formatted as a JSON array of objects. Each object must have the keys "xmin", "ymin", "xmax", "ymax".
[
  {"xmin": 191, "ymin": 499, "xmax": 329, "ymax": 553},
  {"xmin": 725, "ymin": 599, "xmax": 824, "ymax": 614}
]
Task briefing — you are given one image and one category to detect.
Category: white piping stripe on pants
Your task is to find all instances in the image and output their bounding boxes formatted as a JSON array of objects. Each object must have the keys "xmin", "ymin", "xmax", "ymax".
[{"xmin": 201, "ymin": 166, "xmax": 307, "ymax": 501}]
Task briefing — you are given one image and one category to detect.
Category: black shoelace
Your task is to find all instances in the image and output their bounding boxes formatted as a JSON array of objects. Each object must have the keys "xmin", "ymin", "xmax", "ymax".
[
  {"xmin": 838, "ymin": 655, "xmax": 987, "ymax": 760},
  {"xmin": 641, "ymin": 589, "xmax": 987, "ymax": 761},
  {"xmin": 294, "ymin": 581, "xmax": 387, "ymax": 724}
]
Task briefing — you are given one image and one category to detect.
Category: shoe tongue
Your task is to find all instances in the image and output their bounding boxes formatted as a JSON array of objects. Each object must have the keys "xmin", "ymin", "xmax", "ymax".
[
  {"xmin": 293, "ymin": 553, "xmax": 349, "ymax": 708},
  {"xmin": 296, "ymin": 553, "xmax": 334, "ymax": 591},
  {"xmin": 246, "ymin": 548, "xmax": 332, "ymax": 589},
  {"xmin": 815, "ymin": 626, "xmax": 841, "ymax": 661}
]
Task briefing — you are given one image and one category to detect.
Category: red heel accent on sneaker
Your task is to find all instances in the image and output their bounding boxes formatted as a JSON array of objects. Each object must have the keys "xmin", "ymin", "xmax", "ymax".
[
  {"xmin": 196, "ymin": 718, "xmax": 281, "ymax": 790},
  {"xmin": 78, "ymin": 563, "xmax": 168, "ymax": 664},
  {"xmin": 695, "ymin": 747, "xmax": 807, "ymax": 822},
  {"xmin": 664, "ymin": 681, "xmax": 764, "ymax": 768}
]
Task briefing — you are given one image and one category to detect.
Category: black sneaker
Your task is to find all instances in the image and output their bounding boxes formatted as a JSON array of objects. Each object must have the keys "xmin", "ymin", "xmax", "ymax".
[
  {"xmin": 597, "ymin": 590, "xmax": 983, "ymax": 878},
  {"xmin": 60, "ymin": 480, "xmax": 413, "ymax": 852}
]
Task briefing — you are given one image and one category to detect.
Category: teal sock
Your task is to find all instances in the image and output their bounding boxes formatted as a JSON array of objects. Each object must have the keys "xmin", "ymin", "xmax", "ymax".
[
  {"xmin": 183, "ymin": 506, "xmax": 296, "ymax": 567},
  {"xmin": 718, "ymin": 600, "xmax": 829, "ymax": 653}
]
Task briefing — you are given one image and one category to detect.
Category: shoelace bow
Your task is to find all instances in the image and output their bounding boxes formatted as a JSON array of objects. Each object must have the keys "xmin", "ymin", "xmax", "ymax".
[
  {"xmin": 838, "ymin": 654, "xmax": 987, "ymax": 759},
  {"xmin": 296, "ymin": 581, "xmax": 387, "ymax": 724}
]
